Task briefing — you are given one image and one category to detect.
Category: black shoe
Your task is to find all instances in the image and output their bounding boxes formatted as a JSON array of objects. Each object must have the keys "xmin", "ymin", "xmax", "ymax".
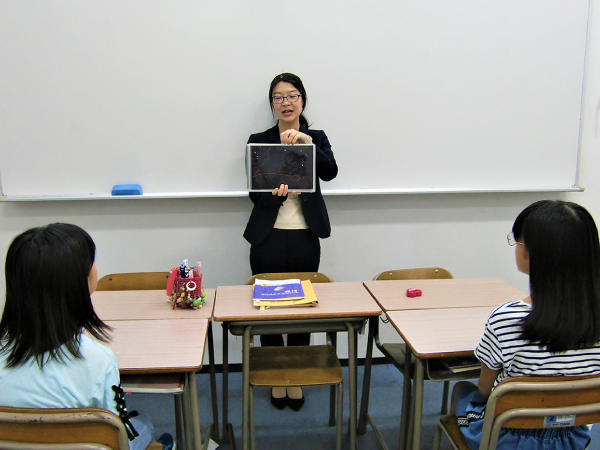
[
  {"xmin": 270, "ymin": 393, "xmax": 287, "ymax": 410},
  {"xmin": 287, "ymin": 395, "xmax": 305, "ymax": 412}
]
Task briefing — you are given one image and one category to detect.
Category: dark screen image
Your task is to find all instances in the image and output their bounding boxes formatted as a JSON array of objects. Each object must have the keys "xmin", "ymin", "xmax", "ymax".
[{"xmin": 249, "ymin": 145, "xmax": 314, "ymax": 191}]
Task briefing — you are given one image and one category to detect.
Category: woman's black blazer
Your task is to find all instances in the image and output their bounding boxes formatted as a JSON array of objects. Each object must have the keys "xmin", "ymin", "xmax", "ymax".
[{"xmin": 243, "ymin": 124, "xmax": 338, "ymax": 246}]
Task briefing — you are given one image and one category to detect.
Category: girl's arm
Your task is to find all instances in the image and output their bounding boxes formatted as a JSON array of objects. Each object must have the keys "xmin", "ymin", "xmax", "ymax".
[{"xmin": 477, "ymin": 363, "xmax": 501, "ymax": 399}]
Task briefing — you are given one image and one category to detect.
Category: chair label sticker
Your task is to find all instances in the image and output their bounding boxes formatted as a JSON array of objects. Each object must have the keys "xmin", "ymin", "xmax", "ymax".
[{"xmin": 544, "ymin": 415, "xmax": 575, "ymax": 428}]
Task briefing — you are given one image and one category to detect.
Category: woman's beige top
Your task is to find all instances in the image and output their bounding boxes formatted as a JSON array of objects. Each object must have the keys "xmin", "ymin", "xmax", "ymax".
[{"xmin": 273, "ymin": 193, "xmax": 307, "ymax": 229}]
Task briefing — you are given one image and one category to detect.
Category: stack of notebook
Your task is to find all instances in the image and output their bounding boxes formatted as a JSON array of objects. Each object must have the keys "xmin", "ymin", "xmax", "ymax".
[
  {"xmin": 440, "ymin": 357, "xmax": 481, "ymax": 373},
  {"xmin": 252, "ymin": 279, "xmax": 318, "ymax": 309}
]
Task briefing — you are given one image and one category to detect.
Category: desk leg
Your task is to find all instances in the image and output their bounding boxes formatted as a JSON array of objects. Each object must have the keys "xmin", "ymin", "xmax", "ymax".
[
  {"xmin": 174, "ymin": 395, "xmax": 184, "ymax": 449},
  {"xmin": 358, "ymin": 316, "xmax": 375, "ymax": 434},
  {"xmin": 207, "ymin": 320, "xmax": 220, "ymax": 444},
  {"xmin": 242, "ymin": 326, "xmax": 252, "ymax": 450},
  {"xmin": 328, "ymin": 331, "xmax": 338, "ymax": 427},
  {"xmin": 398, "ymin": 347, "xmax": 413, "ymax": 450},
  {"xmin": 221, "ymin": 323, "xmax": 233, "ymax": 446},
  {"xmin": 346, "ymin": 323, "xmax": 357, "ymax": 449},
  {"xmin": 182, "ymin": 374, "xmax": 193, "ymax": 450},
  {"xmin": 188, "ymin": 371, "xmax": 203, "ymax": 450},
  {"xmin": 411, "ymin": 358, "xmax": 425, "ymax": 450}
]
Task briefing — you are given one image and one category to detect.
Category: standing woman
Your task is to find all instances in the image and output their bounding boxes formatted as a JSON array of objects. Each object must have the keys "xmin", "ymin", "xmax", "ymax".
[{"xmin": 243, "ymin": 73, "xmax": 338, "ymax": 411}]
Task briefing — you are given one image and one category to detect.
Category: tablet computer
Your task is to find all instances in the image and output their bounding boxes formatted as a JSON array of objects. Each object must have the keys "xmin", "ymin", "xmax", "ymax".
[{"xmin": 246, "ymin": 144, "xmax": 315, "ymax": 192}]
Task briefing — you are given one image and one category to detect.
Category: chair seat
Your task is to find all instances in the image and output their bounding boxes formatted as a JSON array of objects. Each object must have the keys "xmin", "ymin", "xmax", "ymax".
[
  {"xmin": 249, "ymin": 345, "xmax": 342, "ymax": 387},
  {"xmin": 381, "ymin": 342, "xmax": 411, "ymax": 368}
]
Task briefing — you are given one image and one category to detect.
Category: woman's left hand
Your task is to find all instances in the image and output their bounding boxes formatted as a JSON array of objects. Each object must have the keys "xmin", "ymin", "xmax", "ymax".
[{"xmin": 280, "ymin": 130, "xmax": 311, "ymax": 145}]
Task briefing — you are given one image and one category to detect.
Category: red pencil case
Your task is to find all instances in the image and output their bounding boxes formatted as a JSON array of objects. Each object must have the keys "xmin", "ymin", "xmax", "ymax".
[{"xmin": 167, "ymin": 267, "xmax": 205, "ymax": 309}]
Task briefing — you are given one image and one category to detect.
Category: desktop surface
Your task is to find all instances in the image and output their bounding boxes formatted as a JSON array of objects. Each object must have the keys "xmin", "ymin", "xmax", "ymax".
[
  {"xmin": 386, "ymin": 306, "xmax": 495, "ymax": 359},
  {"xmin": 364, "ymin": 278, "xmax": 524, "ymax": 312},
  {"xmin": 102, "ymin": 318, "xmax": 208, "ymax": 373},
  {"xmin": 213, "ymin": 281, "xmax": 381, "ymax": 322},
  {"xmin": 92, "ymin": 288, "xmax": 215, "ymax": 320}
]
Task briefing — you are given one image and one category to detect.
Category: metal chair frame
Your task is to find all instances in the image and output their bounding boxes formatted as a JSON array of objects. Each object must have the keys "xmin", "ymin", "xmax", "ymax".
[{"xmin": 433, "ymin": 375, "xmax": 600, "ymax": 450}]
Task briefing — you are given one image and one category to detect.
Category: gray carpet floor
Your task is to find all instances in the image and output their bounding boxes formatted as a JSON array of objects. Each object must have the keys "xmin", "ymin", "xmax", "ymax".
[{"xmin": 125, "ymin": 363, "xmax": 600, "ymax": 449}]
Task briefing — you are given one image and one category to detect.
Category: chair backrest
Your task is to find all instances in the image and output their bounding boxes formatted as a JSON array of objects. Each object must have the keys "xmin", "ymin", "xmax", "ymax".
[
  {"xmin": 0, "ymin": 407, "xmax": 129, "ymax": 450},
  {"xmin": 246, "ymin": 272, "xmax": 333, "ymax": 285},
  {"xmin": 372, "ymin": 267, "xmax": 453, "ymax": 281},
  {"xmin": 96, "ymin": 272, "xmax": 170, "ymax": 291},
  {"xmin": 480, "ymin": 375, "xmax": 600, "ymax": 450}
]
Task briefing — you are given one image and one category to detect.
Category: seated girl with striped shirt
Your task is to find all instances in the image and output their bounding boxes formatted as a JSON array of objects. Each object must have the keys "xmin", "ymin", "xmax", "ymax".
[{"xmin": 453, "ymin": 200, "xmax": 600, "ymax": 450}]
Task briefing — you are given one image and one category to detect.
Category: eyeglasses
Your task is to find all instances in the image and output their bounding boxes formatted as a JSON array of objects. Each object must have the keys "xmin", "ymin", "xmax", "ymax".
[
  {"xmin": 507, "ymin": 233, "xmax": 524, "ymax": 246},
  {"xmin": 272, "ymin": 94, "xmax": 302, "ymax": 104}
]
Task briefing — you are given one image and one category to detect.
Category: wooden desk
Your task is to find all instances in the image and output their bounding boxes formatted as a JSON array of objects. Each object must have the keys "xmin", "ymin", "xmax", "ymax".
[
  {"xmin": 363, "ymin": 278, "xmax": 524, "ymax": 312},
  {"xmin": 213, "ymin": 282, "xmax": 381, "ymax": 450},
  {"xmin": 386, "ymin": 307, "xmax": 496, "ymax": 361},
  {"xmin": 91, "ymin": 288, "xmax": 216, "ymax": 320},
  {"xmin": 92, "ymin": 289, "xmax": 218, "ymax": 450},
  {"xmin": 105, "ymin": 318, "xmax": 208, "ymax": 373},
  {"xmin": 362, "ymin": 278, "xmax": 526, "ymax": 450},
  {"xmin": 386, "ymin": 307, "xmax": 495, "ymax": 450},
  {"xmin": 101, "ymin": 318, "xmax": 208, "ymax": 450}
]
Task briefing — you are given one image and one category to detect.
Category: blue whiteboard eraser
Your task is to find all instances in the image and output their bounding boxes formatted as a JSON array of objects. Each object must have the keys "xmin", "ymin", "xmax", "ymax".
[{"xmin": 111, "ymin": 184, "xmax": 143, "ymax": 195}]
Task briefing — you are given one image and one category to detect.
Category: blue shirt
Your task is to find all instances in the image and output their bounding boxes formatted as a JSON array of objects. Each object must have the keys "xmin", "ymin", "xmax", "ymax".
[{"xmin": 0, "ymin": 334, "xmax": 120, "ymax": 415}]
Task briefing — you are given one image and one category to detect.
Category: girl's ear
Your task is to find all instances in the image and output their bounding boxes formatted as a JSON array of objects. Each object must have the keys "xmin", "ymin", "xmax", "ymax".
[
  {"xmin": 88, "ymin": 263, "xmax": 98, "ymax": 295},
  {"xmin": 516, "ymin": 244, "xmax": 530, "ymax": 275},
  {"xmin": 522, "ymin": 248, "xmax": 530, "ymax": 275},
  {"xmin": 521, "ymin": 246, "xmax": 530, "ymax": 275}
]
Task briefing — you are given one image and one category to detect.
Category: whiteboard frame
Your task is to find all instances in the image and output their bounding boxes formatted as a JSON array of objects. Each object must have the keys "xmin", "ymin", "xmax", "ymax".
[
  {"xmin": 0, "ymin": 185, "xmax": 584, "ymax": 202},
  {"xmin": 0, "ymin": 0, "xmax": 590, "ymax": 200}
]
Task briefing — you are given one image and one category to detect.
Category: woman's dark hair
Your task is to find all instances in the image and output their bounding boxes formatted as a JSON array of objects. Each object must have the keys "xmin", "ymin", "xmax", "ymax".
[
  {"xmin": 513, "ymin": 200, "xmax": 600, "ymax": 352},
  {"xmin": 0, "ymin": 223, "xmax": 110, "ymax": 368},
  {"xmin": 269, "ymin": 72, "xmax": 310, "ymax": 128}
]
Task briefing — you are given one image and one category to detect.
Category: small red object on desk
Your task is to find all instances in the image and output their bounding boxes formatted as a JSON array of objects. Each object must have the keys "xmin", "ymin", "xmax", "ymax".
[{"xmin": 406, "ymin": 288, "xmax": 422, "ymax": 298}]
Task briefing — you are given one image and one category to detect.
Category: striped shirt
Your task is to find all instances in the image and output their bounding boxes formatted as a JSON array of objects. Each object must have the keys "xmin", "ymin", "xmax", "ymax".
[{"xmin": 475, "ymin": 300, "xmax": 600, "ymax": 387}]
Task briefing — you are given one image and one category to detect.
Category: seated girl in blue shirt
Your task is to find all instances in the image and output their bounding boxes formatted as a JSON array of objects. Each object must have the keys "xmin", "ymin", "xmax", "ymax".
[{"xmin": 0, "ymin": 223, "xmax": 173, "ymax": 450}]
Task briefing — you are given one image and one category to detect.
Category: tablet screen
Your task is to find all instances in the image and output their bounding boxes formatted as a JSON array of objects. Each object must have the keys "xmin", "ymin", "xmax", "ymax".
[{"xmin": 247, "ymin": 144, "xmax": 315, "ymax": 192}]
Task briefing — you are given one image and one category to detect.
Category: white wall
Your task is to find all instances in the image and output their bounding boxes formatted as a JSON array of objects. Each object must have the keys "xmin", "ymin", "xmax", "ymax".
[{"xmin": 1, "ymin": 2, "xmax": 599, "ymax": 365}]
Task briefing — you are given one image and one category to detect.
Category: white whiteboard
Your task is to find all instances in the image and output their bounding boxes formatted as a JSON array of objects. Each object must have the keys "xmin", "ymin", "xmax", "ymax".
[{"xmin": 0, "ymin": 0, "xmax": 589, "ymax": 199}]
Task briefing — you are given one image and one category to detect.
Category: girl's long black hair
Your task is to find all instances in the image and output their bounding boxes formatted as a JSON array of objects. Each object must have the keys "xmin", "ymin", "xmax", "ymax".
[
  {"xmin": 514, "ymin": 200, "xmax": 600, "ymax": 352},
  {"xmin": 0, "ymin": 223, "xmax": 111, "ymax": 368}
]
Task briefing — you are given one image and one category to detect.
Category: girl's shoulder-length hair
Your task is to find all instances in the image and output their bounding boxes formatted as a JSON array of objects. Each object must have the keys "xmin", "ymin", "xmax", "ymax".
[
  {"xmin": 0, "ymin": 223, "xmax": 110, "ymax": 368},
  {"xmin": 513, "ymin": 200, "xmax": 600, "ymax": 352}
]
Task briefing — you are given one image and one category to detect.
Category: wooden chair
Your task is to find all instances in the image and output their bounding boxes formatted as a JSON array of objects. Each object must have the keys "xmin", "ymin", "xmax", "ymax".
[
  {"xmin": 249, "ymin": 345, "xmax": 343, "ymax": 450},
  {"xmin": 245, "ymin": 272, "xmax": 342, "ymax": 450},
  {"xmin": 0, "ymin": 406, "xmax": 163, "ymax": 450},
  {"xmin": 432, "ymin": 375, "xmax": 600, "ymax": 450},
  {"xmin": 96, "ymin": 272, "xmax": 186, "ymax": 448},
  {"xmin": 247, "ymin": 271, "xmax": 334, "ymax": 284},
  {"xmin": 367, "ymin": 268, "xmax": 481, "ymax": 449},
  {"xmin": 373, "ymin": 267, "xmax": 453, "ymax": 281},
  {"xmin": 96, "ymin": 272, "xmax": 169, "ymax": 291}
]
